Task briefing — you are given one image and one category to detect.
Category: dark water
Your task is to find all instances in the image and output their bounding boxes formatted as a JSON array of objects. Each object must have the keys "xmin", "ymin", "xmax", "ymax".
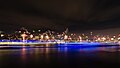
[{"xmin": 0, "ymin": 45, "xmax": 120, "ymax": 68}]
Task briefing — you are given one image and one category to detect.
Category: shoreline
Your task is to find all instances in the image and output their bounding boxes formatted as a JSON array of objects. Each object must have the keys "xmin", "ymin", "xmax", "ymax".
[{"xmin": 0, "ymin": 41, "xmax": 119, "ymax": 49}]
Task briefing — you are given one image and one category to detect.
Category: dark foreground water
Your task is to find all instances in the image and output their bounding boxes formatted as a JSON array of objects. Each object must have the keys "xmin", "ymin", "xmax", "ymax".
[{"xmin": 0, "ymin": 45, "xmax": 120, "ymax": 68}]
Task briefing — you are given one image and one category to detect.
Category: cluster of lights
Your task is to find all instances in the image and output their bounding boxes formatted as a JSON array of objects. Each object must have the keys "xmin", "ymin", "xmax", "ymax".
[{"xmin": 0, "ymin": 28, "xmax": 120, "ymax": 43}]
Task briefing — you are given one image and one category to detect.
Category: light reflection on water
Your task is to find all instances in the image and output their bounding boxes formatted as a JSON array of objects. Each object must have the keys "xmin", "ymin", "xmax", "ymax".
[{"xmin": 0, "ymin": 44, "xmax": 120, "ymax": 68}]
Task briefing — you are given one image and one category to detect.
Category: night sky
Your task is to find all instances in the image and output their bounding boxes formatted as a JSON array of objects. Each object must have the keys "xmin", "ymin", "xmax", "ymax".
[{"xmin": 0, "ymin": 0, "xmax": 120, "ymax": 32}]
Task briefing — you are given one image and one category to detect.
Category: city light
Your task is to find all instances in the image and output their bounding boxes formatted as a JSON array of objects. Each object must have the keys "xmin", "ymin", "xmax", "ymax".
[
  {"xmin": 30, "ymin": 34, "xmax": 33, "ymax": 38},
  {"xmin": 118, "ymin": 37, "xmax": 120, "ymax": 40},
  {"xmin": 45, "ymin": 35, "xmax": 49, "ymax": 40},
  {"xmin": 21, "ymin": 33, "xmax": 27, "ymax": 41},
  {"xmin": 64, "ymin": 35, "xmax": 68, "ymax": 40},
  {"xmin": 0, "ymin": 27, "xmax": 120, "ymax": 45},
  {"xmin": 102, "ymin": 37, "xmax": 106, "ymax": 41},
  {"xmin": 38, "ymin": 30, "xmax": 41, "ymax": 32},
  {"xmin": 111, "ymin": 38, "xmax": 114, "ymax": 41},
  {"xmin": 1, "ymin": 34, "xmax": 4, "ymax": 37}
]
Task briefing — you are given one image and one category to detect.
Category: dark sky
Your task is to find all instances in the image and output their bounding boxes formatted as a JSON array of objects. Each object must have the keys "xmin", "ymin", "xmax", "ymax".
[{"xmin": 0, "ymin": 0, "xmax": 120, "ymax": 32}]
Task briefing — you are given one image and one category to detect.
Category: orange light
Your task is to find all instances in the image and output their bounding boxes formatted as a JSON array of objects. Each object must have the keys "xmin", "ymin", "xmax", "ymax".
[
  {"xmin": 21, "ymin": 34, "xmax": 27, "ymax": 40},
  {"xmin": 64, "ymin": 35, "xmax": 68, "ymax": 39},
  {"xmin": 30, "ymin": 34, "xmax": 33, "ymax": 38},
  {"xmin": 111, "ymin": 38, "xmax": 114, "ymax": 41},
  {"xmin": 1, "ymin": 34, "xmax": 4, "ymax": 37},
  {"xmin": 41, "ymin": 35, "xmax": 44, "ymax": 39},
  {"xmin": 45, "ymin": 35, "xmax": 49, "ymax": 39}
]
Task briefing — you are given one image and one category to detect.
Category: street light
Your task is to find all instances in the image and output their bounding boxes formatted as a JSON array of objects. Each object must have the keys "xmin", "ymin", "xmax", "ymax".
[
  {"xmin": 30, "ymin": 34, "xmax": 33, "ymax": 38},
  {"xmin": 38, "ymin": 30, "xmax": 41, "ymax": 32},
  {"xmin": 64, "ymin": 35, "xmax": 68, "ymax": 40},
  {"xmin": 45, "ymin": 35, "xmax": 49, "ymax": 40},
  {"xmin": 41, "ymin": 35, "xmax": 44, "ymax": 39},
  {"xmin": 21, "ymin": 33, "xmax": 27, "ymax": 41},
  {"xmin": 102, "ymin": 37, "xmax": 106, "ymax": 41},
  {"xmin": 0, "ymin": 34, "xmax": 4, "ymax": 37}
]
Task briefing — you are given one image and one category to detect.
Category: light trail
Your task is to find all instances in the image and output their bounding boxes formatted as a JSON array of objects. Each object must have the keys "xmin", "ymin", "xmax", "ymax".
[{"xmin": 0, "ymin": 40, "xmax": 119, "ymax": 46}]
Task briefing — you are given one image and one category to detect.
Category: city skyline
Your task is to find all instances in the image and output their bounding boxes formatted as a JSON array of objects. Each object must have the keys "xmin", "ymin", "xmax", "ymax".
[
  {"xmin": 0, "ymin": 27, "xmax": 120, "ymax": 43},
  {"xmin": 0, "ymin": 1, "xmax": 120, "ymax": 68}
]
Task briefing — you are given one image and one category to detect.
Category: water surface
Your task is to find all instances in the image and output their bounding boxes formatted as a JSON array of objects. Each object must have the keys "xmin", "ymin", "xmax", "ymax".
[{"xmin": 0, "ymin": 45, "xmax": 120, "ymax": 68}]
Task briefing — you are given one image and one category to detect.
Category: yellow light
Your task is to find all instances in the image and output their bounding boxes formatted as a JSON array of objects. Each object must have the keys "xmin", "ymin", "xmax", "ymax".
[
  {"xmin": 111, "ymin": 38, "xmax": 114, "ymax": 41},
  {"xmin": 113, "ymin": 36, "xmax": 116, "ymax": 38},
  {"xmin": 41, "ymin": 35, "xmax": 44, "ymax": 39},
  {"xmin": 102, "ymin": 37, "xmax": 106, "ymax": 41},
  {"xmin": 90, "ymin": 32, "xmax": 93, "ymax": 35},
  {"xmin": 79, "ymin": 36, "xmax": 82, "ymax": 40},
  {"xmin": 38, "ymin": 30, "xmax": 41, "ymax": 32},
  {"xmin": 64, "ymin": 35, "xmax": 68, "ymax": 39},
  {"xmin": 46, "ymin": 35, "xmax": 49, "ymax": 39},
  {"xmin": 30, "ymin": 34, "xmax": 33, "ymax": 38},
  {"xmin": 21, "ymin": 34, "xmax": 27, "ymax": 37},
  {"xmin": 52, "ymin": 37, "xmax": 55, "ymax": 39},
  {"xmin": 118, "ymin": 37, "xmax": 120, "ymax": 40},
  {"xmin": 21, "ymin": 34, "xmax": 27, "ymax": 41},
  {"xmin": 97, "ymin": 38, "xmax": 101, "ymax": 40},
  {"xmin": 33, "ymin": 30, "xmax": 35, "ymax": 32},
  {"xmin": 85, "ymin": 36, "xmax": 88, "ymax": 38},
  {"xmin": 19, "ymin": 31, "xmax": 21, "ymax": 33},
  {"xmin": 71, "ymin": 34, "xmax": 73, "ymax": 35},
  {"xmin": 1, "ymin": 34, "xmax": 4, "ymax": 37}
]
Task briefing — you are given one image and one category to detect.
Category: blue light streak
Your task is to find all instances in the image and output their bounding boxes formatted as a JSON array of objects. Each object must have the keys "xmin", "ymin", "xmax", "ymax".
[{"xmin": 0, "ymin": 40, "xmax": 119, "ymax": 48}]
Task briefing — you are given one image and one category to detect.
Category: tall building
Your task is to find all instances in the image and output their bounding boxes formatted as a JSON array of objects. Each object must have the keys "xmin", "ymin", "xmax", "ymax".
[{"xmin": 64, "ymin": 28, "xmax": 68, "ymax": 34}]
